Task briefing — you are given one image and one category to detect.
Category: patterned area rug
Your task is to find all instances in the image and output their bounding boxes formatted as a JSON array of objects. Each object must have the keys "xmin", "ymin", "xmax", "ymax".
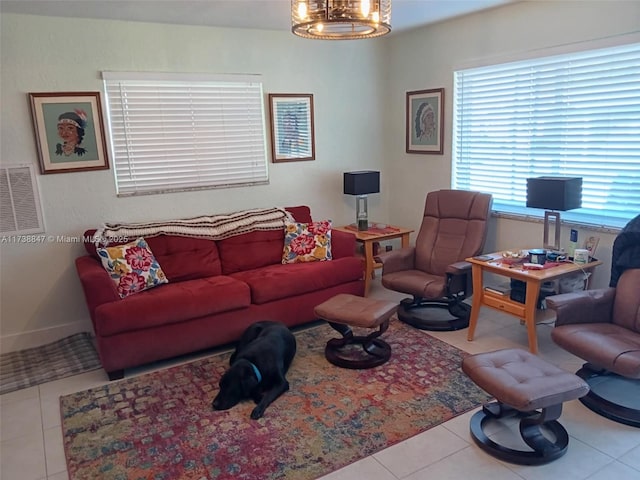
[
  {"xmin": 60, "ymin": 321, "xmax": 491, "ymax": 480},
  {"xmin": 0, "ymin": 332, "xmax": 101, "ymax": 395}
]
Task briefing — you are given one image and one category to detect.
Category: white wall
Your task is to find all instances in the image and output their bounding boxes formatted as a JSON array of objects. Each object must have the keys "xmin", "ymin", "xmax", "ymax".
[
  {"xmin": 384, "ymin": 0, "xmax": 640, "ymax": 289},
  {"xmin": 0, "ymin": 14, "xmax": 389, "ymax": 350}
]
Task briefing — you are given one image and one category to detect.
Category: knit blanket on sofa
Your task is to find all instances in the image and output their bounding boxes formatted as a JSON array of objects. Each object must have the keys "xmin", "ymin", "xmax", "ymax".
[{"xmin": 94, "ymin": 207, "xmax": 294, "ymax": 245}]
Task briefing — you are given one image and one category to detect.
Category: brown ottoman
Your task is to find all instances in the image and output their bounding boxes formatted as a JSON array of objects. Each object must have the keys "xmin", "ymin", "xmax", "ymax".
[
  {"xmin": 462, "ymin": 348, "xmax": 589, "ymax": 465},
  {"xmin": 314, "ymin": 294, "xmax": 397, "ymax": 369}
]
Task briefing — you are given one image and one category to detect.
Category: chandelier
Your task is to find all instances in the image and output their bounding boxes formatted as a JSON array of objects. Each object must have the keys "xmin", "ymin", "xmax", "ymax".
[{"xmin": 291, "ymin": 0, "xmax": 391, "ymax": 40}]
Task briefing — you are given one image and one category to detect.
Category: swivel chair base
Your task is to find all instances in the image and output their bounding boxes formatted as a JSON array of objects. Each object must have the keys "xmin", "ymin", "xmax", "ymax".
[
  {"xmin": 325, "ymin": 320, "xmax": 391, "ymax": 369},
  {"xmin": 397, "ymin": 297, "xmax": 470, "ymax": 331},
  {"xmin": 470, "ymin": 402, "xmax": 569, "ymax": 465},
  {"xmin": 576, "ymin": 364, "xmax": 640, "ymax": 428}
]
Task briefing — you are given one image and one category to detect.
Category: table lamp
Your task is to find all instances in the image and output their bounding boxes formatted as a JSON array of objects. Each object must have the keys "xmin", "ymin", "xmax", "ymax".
[
  {"xmin": 526, "ymin": 176, "xmax": 582, "ymax": 251},
  {"xmin": 343, "ymin": 171, "xmax": 380, "ymax": 231}
]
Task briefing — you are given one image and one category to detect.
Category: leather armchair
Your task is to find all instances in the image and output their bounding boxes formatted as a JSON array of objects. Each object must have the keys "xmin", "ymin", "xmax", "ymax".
[
  {"xmin": 376, "ymin": 189, "xmax": 492, "ymax": 331},
  {"xmin": 547, "ymin": 217, "xmax": 640, "ymax": 427}
]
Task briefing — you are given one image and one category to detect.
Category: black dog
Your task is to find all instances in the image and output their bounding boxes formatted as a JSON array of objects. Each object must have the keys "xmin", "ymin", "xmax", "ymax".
[{"xmin": 212, "ymin": 321, "xmax": 296, "ymax": 419}]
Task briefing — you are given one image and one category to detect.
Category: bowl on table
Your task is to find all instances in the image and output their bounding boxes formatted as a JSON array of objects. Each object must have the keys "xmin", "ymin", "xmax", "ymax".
[{"xmin": 501, "ymin": 250, "xmax": 528, "ymax": 265}]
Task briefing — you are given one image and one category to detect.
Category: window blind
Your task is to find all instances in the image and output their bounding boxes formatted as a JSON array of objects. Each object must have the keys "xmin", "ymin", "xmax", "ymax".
[
  {"xmin": 453, "ymin": 42, "xmax": 640, "ymax": 229},
  {"xmin": 103, "ymin": 72, "xmax": 268, "ymax": 196}
]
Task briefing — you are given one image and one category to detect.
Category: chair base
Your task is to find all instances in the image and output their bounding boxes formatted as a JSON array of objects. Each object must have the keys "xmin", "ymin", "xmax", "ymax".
[
  {"xmin": 470, "ymin": 401, "xmax": 569, "ymax": 465},
  {"xmin": 325, "ymin": 320, "xmax": 391, "ymax": 369},
  {"xmin": 576, "ymin": 364, "xmax": 640, "ymax": 428},
  {"xmin": 397, "ymin": 298, "xmax": 470, "ymax": 331}
]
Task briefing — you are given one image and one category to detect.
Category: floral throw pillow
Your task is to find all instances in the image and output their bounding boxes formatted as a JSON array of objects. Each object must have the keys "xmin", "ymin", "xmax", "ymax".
[
  {"xmin": 282, "ymin": 220, "xmax": 332, "ymax": 264},
  {"xmin": 97, "ymin": 237, "xmax": 168, "ymax": 298}
]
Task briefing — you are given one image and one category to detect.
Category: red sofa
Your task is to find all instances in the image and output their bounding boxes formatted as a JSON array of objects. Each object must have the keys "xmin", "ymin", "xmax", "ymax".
[{"xmin": 75, "ymin": 206, "xmax": 364, "ymax": 380}]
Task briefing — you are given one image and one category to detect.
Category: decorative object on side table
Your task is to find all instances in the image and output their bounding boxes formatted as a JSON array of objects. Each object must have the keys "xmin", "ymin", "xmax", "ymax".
[
  {"xmin": 526, "ymin": 176, "xmax": 582, "ymax": 251},
  {"xmin": 584, "ymin": 235, "xmax": 600, "ymax": 260},
  {"xmin": 269, "ymin": 93, "xmax": 315, "ymax": 162},
  {"xmin": 343, "ymin": 170, "xmax": 380, "ymax": 231},
  {"xmin": 29, "ymin": 92, "xmax": 109, "ymax": 174},
  {"xmin": 406, "ymin": 88, "xmax": 444, "ymax": 154}
]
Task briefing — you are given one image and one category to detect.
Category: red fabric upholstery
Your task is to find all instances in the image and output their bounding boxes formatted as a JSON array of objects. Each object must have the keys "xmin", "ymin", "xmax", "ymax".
[
  {"xmin": 82, "ymin": 230, "xmax": 221, "ymax": 282},
  {"xmin": 231, "ymin": 257, "xmax": 363, "ymax": 304},
  {"xmin": 218, "ymin": 230, "xmax": 285, "ymax": 274},
  {"xmin": 216, "ymin": 206, "xmax": 313, "ymax": 274},
  {"xmin": 75, "ymin": 205, "xmax": 363, "ymax": 377},
  {"xmin": 95, "ymin": 276, "xmax": 250, "ymax": 336}
]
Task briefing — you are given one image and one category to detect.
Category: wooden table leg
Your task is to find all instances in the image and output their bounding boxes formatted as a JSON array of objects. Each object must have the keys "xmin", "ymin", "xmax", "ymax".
[
  {"xmin": 467, "ymin": 264, "xmax": 484, "ymax": 342},
  {"xmin": 401, "ymin": 233, "xmax": 410, "ymax": 248},
  {"xmin": 524, "ymin": 279, "xmax": 541, "ymax": 354},
  {"xmin": 363, "ymin": 240, "xmax": 374, "ymax": 296}
]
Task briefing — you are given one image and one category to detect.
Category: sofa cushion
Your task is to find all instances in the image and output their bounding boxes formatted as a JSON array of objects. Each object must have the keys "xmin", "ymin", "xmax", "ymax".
[
  {"xmin": 147, "ymin": 235, "xmax": 222, "ymax": 282},
  {"xmin": 85, "ymin": 230, "xmax": 222, "ymax": 282},
  {"xmin": 97, "ymin": 237, "xmax": 168, "ymax": 298},
  {"xmin": 218, "ymin": 229, "xmax": 286, "ymax": 274},
  {"xmin": 94, "ymin": 275, "xmax": 250, "ymax": 336},
  {"xmin": 217, "ymin": 205, "xmax": 314, "ymax": 274},
  {"xmin": 231, "ymin": 257, "xmax": 363, "ymax": 304},
  {"xmin": 282, "ymin": 220, "xmax": 332, "ymax": 264}
]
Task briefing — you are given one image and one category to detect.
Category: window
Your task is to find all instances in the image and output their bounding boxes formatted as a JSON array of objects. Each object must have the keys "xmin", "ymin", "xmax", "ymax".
[
  {"xmin": 103, "ymin": 72, "xmax": 268, "ymax": 196},
  {"xmin": 453, "ymin": 42, "xmax": 640, "ymax": 229}
]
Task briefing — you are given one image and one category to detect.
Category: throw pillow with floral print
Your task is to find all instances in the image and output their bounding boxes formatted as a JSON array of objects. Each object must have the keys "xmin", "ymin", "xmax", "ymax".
[
  {"xmin": 282, "ymin": 220, "xmax": 332, "ymax": 264},
  {"xmin": 97, "ymin": 237, "xmax": 168, "ymax": 298}
]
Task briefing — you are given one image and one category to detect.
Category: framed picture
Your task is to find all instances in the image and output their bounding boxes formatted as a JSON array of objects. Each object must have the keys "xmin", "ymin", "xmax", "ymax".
[
  {"xmin": 268, "ymin": 93, "xmax": 315, "ymax": 162},
  {"xmin": 406, "ymin": 88, "xmax": 444, "ymax": 154},
  {"xmin": 29, "ymin": 92, "xmax": 109, "ymax": 174}
]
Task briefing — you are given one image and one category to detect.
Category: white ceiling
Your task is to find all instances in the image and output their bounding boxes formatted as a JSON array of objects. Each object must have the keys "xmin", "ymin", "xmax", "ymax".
[{"xmin": 0, "ymin": 0, "xmax": 515, "ymax": 35}]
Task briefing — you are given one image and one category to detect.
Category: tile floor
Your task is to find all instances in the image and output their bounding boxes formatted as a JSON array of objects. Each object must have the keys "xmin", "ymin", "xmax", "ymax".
[{"xmin": 1, "ymin": 278, "xmax": 639, "ymax": 480}]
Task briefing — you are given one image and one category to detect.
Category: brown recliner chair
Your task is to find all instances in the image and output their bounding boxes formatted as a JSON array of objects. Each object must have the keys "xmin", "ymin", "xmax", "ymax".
[
  {"xmin": 547, "ymin": 215, "xmax": 640, "ymax": 427},
  {"xmin": 377, "ymin": 189, "xmax": 492, "ymax": 331}
]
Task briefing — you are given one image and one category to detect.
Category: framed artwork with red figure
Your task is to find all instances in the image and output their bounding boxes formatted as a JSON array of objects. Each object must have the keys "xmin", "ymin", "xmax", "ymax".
[{"xmin": 29, "ymin": 91, "xmax": 110, "ymax": 174}]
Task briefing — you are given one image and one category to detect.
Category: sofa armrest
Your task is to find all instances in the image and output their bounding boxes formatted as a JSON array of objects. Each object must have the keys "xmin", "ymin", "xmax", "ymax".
[
  {"xmin": 375, "ymin": 247, "xmax": 416, "ymax": 275},
  {"xmin": 332, "ymin": 229, "xmax": 357, "ymax": 259},
  {"xmin": 75, "ymin": 256, "xmax": 119, "ymax": 320},
  {"xmin": 546, "ymin": 288, "xmax": 616, "ymax": 326}
]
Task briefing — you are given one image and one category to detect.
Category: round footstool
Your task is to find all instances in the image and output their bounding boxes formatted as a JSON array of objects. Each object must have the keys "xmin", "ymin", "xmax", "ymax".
[
  {"xmin": 314, "ymin": 294, "xmax": 397, "ymax": 369},
  {"xmin": 462, "ymin": 348, "xmax": 589, "ymax": 465}
]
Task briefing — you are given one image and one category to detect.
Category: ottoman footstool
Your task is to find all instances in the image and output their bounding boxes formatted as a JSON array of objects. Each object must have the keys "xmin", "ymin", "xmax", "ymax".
[
  {"xmin": 462, "ymin": 348, "xmax": 589, "ymax": 465},
  {"xmin": 314, "ymin": 294, "xmax": 397, "ymax": 369}
]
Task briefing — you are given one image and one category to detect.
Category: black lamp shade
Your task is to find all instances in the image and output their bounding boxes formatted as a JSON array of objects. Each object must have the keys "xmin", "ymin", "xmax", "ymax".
[
  {"xmin": 343, "ymin": 171, "xmax": 380, "ymax": 195},
  {"xmin": 526, "ymin": 177, "xmax": 582, "ymax": 211}
]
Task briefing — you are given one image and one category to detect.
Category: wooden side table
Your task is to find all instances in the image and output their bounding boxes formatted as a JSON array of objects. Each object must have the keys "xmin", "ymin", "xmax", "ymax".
[
  {"xmin": 334, "ymin": 224, "xmax": 413, "ymax": 296},
  {"xmin": 465, "ymin": 252, "xmax": 602, "ymax": 354}
]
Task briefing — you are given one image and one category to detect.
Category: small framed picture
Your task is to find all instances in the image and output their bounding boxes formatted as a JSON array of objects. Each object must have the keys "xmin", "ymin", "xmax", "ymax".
[
  {"xmin": 584, "ymin": 236, "xmax": 600, "ymax": 259},
  {"xmin": 29, "ymin": 92, "xmax": 110, "ymax": 174},
  {"xmin": 268, "ymin": 93, "xmax": 315, "ymax": 163},
  {"xmin": 406, "ymin": 88, "xmax": 444, "ymax": 154}
]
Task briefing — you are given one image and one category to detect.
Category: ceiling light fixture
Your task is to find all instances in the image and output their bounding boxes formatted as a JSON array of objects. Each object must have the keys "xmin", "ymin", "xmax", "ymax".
[{"xmin": 292, "ymin": 0, "xmax": 391, "ymax": 40}]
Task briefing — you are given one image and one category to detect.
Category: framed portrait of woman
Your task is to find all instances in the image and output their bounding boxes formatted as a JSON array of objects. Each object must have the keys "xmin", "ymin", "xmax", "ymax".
[
  {"xmin": 406, "ymin": 88, "xmax": 444, "ymax": 154},
  {"xmin": 29, "ymin": 92, "xmax": 110, "ymax": 174}
]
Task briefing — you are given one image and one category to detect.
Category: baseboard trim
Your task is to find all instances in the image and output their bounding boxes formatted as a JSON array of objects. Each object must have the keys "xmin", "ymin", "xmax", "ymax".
[{"xmin": 1, "ymin": 321, "xmax": 91, "ymax": 353}]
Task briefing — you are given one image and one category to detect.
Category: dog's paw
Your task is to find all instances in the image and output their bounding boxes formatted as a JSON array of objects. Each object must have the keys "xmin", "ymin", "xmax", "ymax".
[{"xmin": 250, "ymin": 406, "xmax": 264, "ymax": 420}]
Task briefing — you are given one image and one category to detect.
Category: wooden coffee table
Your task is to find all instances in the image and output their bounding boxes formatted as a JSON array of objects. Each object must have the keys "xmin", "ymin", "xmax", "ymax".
[{"xmin": 465, "ymin": 252, "xmax": 602, "ymax": 353}]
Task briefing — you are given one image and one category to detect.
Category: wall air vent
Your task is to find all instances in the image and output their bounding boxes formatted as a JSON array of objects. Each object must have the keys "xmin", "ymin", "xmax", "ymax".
[{"xmin": 0, "ymin": 165, "xmax": 45, "ymax": 234}]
